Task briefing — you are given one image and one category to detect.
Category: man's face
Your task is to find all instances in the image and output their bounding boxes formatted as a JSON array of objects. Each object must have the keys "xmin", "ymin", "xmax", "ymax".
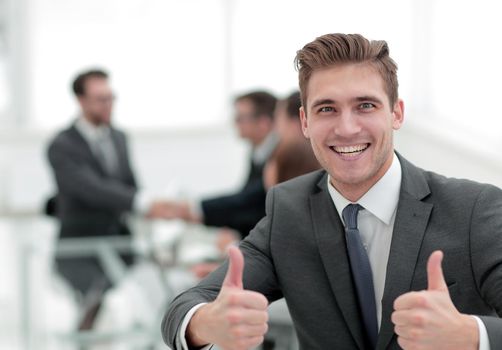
[
  {"xmin": 78, "ymin": 77, "xmax": 114, "ymax": 125},
  {"xmin": 300, "ymin": 63, "xmax": 404, "ymax": 199}
]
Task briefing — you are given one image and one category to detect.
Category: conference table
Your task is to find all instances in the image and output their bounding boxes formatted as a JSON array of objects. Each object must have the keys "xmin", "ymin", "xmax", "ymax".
[
  {"xmin": 0, "ymin": 215, "xmax": 297, "ymax": 350},
  {"xmin": 0, "ymin": 215, "xmax": 218, "ymax": 349}
]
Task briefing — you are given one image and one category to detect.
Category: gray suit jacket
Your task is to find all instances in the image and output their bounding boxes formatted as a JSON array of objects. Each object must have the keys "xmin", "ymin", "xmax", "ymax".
[
  {"xmin": 47, "ymin": 123, "xmax": 138, "ymax": 238},
  {"xmin": 162, "ymin": 154, "xmax": 502, "ymax": 349}
]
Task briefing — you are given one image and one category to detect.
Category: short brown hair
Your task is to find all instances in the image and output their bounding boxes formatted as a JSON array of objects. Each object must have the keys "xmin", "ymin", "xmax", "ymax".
[{"xmin": 294, "ymin": 33, "xmax": 398, "ymax": 108}]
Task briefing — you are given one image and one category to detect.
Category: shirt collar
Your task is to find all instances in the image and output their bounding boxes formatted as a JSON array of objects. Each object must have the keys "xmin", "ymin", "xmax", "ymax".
[
  {"xmin": 75, "ymin": 116, "xmax": 111, "ymax": 144},
  {"xmin": 327, "ymin": 153, "xmax": 402, "ymax": 225},
  {"xmin": 252, "ymin": 131, "xmax": 279, "ymax": 165}
]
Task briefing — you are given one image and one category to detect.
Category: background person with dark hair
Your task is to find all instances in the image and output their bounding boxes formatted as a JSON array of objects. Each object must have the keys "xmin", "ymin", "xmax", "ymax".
[
  {"xmin": 47, "ymin": 68, "xmax": 170, "ymax": 329},
  {"xmin": 159, "ymin": 90, "xmax": 278, "ymax": 240}
]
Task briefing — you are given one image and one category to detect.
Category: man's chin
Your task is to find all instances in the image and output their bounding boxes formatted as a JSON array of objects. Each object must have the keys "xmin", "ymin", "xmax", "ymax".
[{"xmin": 329, "ymin": 169, "xmax": 373, "ymax": 187}]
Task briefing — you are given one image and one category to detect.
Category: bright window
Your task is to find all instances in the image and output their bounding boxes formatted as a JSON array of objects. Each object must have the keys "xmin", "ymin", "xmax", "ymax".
[
  {"xmin": 428, "ymin": 0, "xmax": 502, "ymax": 144},
  {"xmin": 29, "ymin": 0, "xmax": 227, "ymax": 129},
  {"xmin": 21, "ymin": 0, "xmax": 502, "ymax": 146}
]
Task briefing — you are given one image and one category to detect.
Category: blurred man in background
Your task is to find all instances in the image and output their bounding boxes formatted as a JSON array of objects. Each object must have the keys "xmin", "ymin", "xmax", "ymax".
[
  {"xmin": 162, "ymin": 90, "xmax": 278, "ymax": 242},
  {"xmin": 47, "ymin": 68, "xmax": 169, "ymax": 328}
]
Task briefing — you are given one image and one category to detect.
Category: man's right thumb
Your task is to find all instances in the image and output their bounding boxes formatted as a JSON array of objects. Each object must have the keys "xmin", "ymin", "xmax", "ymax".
[{"xmin": 222, "ymin": 246, "xmax": 244, "ymax": 289}]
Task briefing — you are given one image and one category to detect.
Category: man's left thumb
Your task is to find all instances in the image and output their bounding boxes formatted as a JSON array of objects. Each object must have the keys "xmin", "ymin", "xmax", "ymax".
[{"xmin": 427, "ymin": 250, "xmax": 448, "ymax": 292}]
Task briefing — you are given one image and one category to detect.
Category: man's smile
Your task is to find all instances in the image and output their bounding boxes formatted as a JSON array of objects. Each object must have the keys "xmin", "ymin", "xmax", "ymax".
[{"xmin": 329, "ymin": 143, "xmax": 370, "ymax": 158}]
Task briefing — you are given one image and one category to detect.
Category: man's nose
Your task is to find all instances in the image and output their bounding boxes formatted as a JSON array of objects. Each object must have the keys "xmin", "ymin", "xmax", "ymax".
[{"xmin": 333, "ymin": 111, "xmax": 361, "ymax": 137}]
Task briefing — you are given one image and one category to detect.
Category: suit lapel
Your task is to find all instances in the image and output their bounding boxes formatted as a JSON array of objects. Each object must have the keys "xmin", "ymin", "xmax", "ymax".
[
  {"xmin": 377, "ymin": 155, "xmax": 433, "ymax": 350},
  {"xmin": 310, "ymin": 173, "xmax": 367, "ymax": 350},
  {"xmin": 69, "ymin": 125, "xmax": 107, "ymax": 174}
]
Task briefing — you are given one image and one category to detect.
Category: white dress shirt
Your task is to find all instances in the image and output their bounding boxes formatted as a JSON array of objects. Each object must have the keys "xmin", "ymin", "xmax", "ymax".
[
  {"xmin": 75, "ymin": 116, "xmax": 117, "ymax": 169},
  {"xmin": 178, "ymin": 153, "xmax": 489, "ymax": 350}
]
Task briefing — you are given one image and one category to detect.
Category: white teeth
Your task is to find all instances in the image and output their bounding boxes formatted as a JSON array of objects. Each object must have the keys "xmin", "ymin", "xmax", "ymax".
[{"xmin": 333, "ymin": 144, "xmax": 369, "ymax": 154}]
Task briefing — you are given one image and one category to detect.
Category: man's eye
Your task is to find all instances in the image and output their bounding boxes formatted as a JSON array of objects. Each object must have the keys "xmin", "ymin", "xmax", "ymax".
[
  {"xmin": 359, "ymin": 102, "xmax": 375, "ymax": 110},
  {"xmin": 319, "ymin": 106, "xmax": 334, "ymax": 113}
]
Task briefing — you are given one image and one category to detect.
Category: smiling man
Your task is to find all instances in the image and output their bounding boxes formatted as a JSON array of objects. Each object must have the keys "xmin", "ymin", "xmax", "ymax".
[{"xmin": 162, "ymin": 33, "xmax": 502, "ymax": 349}]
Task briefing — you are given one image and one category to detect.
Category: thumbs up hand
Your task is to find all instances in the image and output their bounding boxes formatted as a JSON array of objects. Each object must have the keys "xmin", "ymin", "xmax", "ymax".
[
  {"xmin": 186, "ymin": 246, "xmax": 269, "ymax": 350},
  {"xmin": 391, "ymin": 251, "xmax": 479, "ymax": 350}
]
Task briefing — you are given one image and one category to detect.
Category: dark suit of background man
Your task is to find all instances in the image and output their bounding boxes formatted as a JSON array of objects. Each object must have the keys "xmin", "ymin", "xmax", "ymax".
[
  {"xmin": 47, "ymin": 69, "xmax": 168, "ymax": 322},
  {"xmin": 162, "ymin": 34, "xmax": 502, "ymax": 350},
  {"xmin": 162, "ymin": 91, "xmax": 278, "ymax": 240}
]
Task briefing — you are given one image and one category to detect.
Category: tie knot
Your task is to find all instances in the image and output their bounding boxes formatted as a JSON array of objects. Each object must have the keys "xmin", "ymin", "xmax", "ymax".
[{"xmin": 342, "ymin": 204, "xmax": 362, "ymax": 230}]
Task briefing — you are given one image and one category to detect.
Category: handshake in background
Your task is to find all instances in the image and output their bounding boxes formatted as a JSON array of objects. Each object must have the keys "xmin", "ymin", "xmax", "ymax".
[{"xmin": 146, "ymin": 200, "xmax": 200, "ymax": 222}]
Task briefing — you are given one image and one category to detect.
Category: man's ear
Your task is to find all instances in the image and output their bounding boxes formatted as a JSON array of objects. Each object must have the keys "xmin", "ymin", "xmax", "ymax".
[
  {"xmin": 392, "ymin": 99, "xmax": 405, "ymax": 130},
  {"xmin": 300, "ymin": 106, "xmax": 310, "ymax": 138}
]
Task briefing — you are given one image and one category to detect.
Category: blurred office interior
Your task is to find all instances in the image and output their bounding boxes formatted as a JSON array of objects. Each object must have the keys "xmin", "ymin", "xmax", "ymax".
[{"xmin": 1, "ymin": 0, "xmax": 502, "ymax": 349}]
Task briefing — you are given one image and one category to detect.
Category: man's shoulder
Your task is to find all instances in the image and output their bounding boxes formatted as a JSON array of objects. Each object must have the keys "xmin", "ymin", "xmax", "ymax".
[
  {"xmin": 272, "ymin": 169, "xmax": 326, "ymax": 197},
  {"xmin": 47, "ymin": 123, "xmax": 91, "ymax": 159},
  {"xmin": 426, "ymin": 169, "xmax": 500, "ymax": 200},
  {"xmin": 401, "ymin": 156, "xmax": 501, "ymax": 203},
  {"xmin": 48, "ymin": 125, "xmax": 79, "ymax": 149}
]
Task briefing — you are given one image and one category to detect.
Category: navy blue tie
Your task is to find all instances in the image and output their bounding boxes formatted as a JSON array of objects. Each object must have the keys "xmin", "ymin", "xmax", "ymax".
[{"xmin": 342, "ymin": 204, "xmax": 378, "ymax": 349}]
